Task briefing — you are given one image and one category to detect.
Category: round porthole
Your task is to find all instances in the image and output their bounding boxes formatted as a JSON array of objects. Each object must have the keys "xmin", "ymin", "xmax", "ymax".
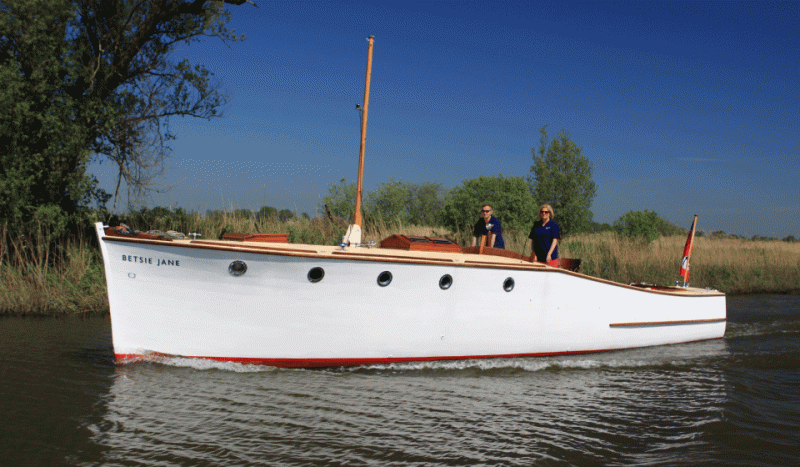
[
  {"xmin": 308, "ymin": 267, "xmax": 325, "ymax": 283},
  {"xmin": 439, "ymin": 274, "xmax": 453, "ymax": 290},
  {"xmin": 503, "ymin": 277, "xmax": 515, "ymax": 292},
  {"xmin": 377, "ymin": 271, "xmax": 393, "ymax": 287},
  {"xmin": 229, "ymin": 260, "xmax": 247, "ymax": 276}
]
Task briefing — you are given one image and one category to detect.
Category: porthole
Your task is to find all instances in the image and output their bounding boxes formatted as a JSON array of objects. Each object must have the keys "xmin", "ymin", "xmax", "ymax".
[
  {"xmin": 377, "ymin": 271, "xmax": 393, "ymax": 287},
  {"xmin": 229, "ymin": 260, "xmax": 247, "ymax": 277},
  {"xmin": 439, "ymin": 274, "xmax": 453, "ymax": 290},
  {"xmin": 308, "ymin": 267, "xmax": 325, "ymax": 283},
  {"xmin": 503, "ymin": 277, "xmax": 515, "ymax": 292}
]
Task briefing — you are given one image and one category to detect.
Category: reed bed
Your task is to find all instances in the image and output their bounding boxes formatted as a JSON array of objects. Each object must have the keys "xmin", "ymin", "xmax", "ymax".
[
  {"xmin": 0, "ymin": 227, "xmax": 108, "ymax": 315},
  {"xmin": 557, "ymin": 232, "xmax": 800, "ymax": 294},
  {"xmin": 1, "ymin": 214, "xmax": 797, "ymax": 315}
]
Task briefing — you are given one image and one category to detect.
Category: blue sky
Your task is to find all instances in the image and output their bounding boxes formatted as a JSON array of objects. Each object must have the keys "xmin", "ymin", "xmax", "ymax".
[{"xmin": 91, "ymin": 0, "xmax": 799, "ymax": 238}]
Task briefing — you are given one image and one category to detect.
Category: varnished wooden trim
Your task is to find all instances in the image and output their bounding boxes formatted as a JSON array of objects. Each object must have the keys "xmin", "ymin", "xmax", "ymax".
[
  {"xmin": 332, "ymin": 251, "xmax": 454, "ymax": 262},
  {"xmin": 609, "ymin": 318, "xmax": 726, "ymax": 327},
  {"xmin": 104, "ymin": 236, "xmax": 317, "ymax": 256},
  {"xmin": 463, "ymin": 260, "xmax": 543, "ymax": 269},
  {"xmin": 189, "ymin": 240, "xmax": 312, "ymax": 254},
  {"xmin": 463, "ymin": 246, "xmax": 533, "ymax": 262}
]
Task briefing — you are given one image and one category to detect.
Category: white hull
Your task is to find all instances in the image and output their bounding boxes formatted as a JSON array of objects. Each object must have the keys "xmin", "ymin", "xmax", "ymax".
[{"xmin": 95, "ymin": 223, "xmax": 726, "ymax": 367}]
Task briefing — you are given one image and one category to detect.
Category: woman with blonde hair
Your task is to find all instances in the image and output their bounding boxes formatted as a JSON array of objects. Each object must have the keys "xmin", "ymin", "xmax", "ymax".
[{"xmin": 529, "ymin": 204, "xmax": 560, "ymax": 266}]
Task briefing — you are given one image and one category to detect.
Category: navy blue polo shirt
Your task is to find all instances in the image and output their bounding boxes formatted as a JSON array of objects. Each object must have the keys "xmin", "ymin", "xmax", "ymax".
[{"xmin": 529, "ymin": 220, "xmax": 560, "ymax": 261}]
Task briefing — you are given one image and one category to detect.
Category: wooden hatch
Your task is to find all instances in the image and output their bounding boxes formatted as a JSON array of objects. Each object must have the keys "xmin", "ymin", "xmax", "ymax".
[{"xmin": 380, "ymin": 235, "xmax": 463, "ymax": 253}]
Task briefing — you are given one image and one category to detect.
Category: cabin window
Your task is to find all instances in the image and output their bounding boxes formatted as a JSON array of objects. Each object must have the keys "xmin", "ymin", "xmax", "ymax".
[
  {"xmin": 439, "ymin": 274, "xmax": 453, "ymax": 290},
  {"xmin": 308, "ymin": 267, "xmax": 325, "ymax": 283},
  {"xmin": 377, "ymin": 271, "xmax": 393, "ymax": 287},
  {"xmin": 503, "ymin": 277, "xmax": 515, "ymax": 292},
  {"xmin": 229, "ymin": 260, "xmax": 247, "ymax": 277}
]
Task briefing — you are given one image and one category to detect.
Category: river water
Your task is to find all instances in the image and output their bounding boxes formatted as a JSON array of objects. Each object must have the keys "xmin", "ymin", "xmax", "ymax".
[{"xmin": 1, "ymin": 295, "xmax": 798, "ymax": 466}]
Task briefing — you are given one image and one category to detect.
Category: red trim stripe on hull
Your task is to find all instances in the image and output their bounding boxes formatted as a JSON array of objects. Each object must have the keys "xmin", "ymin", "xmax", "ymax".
[{"xmin": 115, "ymin": 339, "xmax": 725, "ymax": 368}]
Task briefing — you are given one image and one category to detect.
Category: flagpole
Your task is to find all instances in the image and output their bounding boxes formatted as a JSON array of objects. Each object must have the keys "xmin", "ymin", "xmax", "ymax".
[{"xmin": 680, "ymin": 215, "xmax": 698, "ymax": 287}]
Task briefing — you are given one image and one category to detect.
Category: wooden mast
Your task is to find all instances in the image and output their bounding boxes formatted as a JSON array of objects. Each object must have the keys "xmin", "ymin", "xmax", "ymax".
[
  {"xmin": 345, "ymin": 35, "xmax": 374, "ymax": 245},
  {"xmin": 353, "ymin": 35, "xmax": 374, "ymax": 228}
]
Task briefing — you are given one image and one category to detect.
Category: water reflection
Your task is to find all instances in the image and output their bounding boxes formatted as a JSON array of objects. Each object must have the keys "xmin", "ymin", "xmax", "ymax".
[
  {"xmin": 3, "ymin": 295, "xmax": 798, "ymax": 466},
  {"xmin": 0, "ymin": 316, "xmax": 115, "ymax": 466},
  {"xmin": 91, "ymin": 338, "xmax": 734, "ymax": 466}
]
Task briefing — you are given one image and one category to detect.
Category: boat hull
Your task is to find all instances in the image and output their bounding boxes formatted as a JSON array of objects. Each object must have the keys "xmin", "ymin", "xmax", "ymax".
[{"xmin": 95, "ymin": 223, "xmax": 726, "ymax": 367}]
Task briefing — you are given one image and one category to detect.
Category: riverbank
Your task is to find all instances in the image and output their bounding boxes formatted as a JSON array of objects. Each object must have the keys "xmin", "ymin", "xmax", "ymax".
[{"xmin": 1, "ymin": 216, "xmax": 798, "ymax": 315}]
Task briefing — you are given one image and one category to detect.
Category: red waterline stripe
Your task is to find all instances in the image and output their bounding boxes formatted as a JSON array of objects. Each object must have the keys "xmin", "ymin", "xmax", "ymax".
[{"xmin": 115, "ymin": 339, "xmax": 724, "ymax": 369}]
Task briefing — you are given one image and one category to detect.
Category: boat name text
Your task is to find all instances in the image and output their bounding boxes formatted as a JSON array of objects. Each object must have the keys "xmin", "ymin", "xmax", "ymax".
[{"xmin": 121, "ymin": 255, "xmax": 180, "ymax": 266}]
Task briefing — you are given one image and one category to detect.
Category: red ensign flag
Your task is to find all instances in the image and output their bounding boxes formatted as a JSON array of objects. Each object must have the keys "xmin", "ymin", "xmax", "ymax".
[{"xmin": 679, "ymin": 215, "xmax": 698, "ymax": 282}]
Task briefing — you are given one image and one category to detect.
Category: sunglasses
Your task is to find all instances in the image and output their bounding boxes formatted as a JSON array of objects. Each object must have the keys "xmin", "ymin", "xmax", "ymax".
[
  {"xmin": 481, "ymin": 209, "xmax": 492, "ymax": 213},
  {"xmin": 540, "ymin": 210, "xmax": 550, "ymax": 214}
]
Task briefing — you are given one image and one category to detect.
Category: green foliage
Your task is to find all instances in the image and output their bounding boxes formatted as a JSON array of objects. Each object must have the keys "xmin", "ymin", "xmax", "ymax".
[
  {"xmin": 613, "ymin": 210, "xmax": 667, "ymax": 243},
  {"xmin": 256, "ymin": 206, "xmax": 277, "ymax": 221},
  {"xmin": 366, "ymin": 178, "xmax": 446, "ymax": 226},
  {"xmin": 711, "ymin": 230, "xmax": 742, "ymax": 240},
  {"xmin": 320, "ymin": 177, "xmax": 446, "ymax": 226},
  {"xmin": 321, "ymin": 178, "xmax": 358, "ymax": 221},
  {"xmin": 0, "ymin": 0, "xmax": 100, "ymax": 235},
  {"xmin": 586, "ymin": 221, "xmax": 614, "ymax": 233},
  {"xmin": 406, "ymin": 181, "xmax": 447, "ymax": 226},
  {"xmin": 127, "ymin": 206, "xmax": 193, "ymax": 233},
  {"xmin": 367, "ymin": 178, "xmax": 408, "ymax": 223},
  {"xmin": 231, "ymin": 209, "xmax": 253, "ymax": 219},
  {"xmin": 0, "ymin": 0, "xmax": 253, "ymax": 243},
  {"xmin": 528, "ymin": 125, "xmax": 597, "ymax": 235},
  {"xmin": 287, "ymin": 218, "xmax": 343, "ymax": 246},
  {"xmin": 278, "ymin": 209, "xmax": 294, "ymax": 222},
  {"xmin": 442, "ymin": 174, "xmax": 536, "ymax": 233},
  {"xmin": 751, "ymin": 235, "xmax": 778, "ymax": 242}
]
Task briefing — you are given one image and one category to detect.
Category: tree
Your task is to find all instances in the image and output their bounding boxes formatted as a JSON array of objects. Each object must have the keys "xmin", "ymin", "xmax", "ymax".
[
  {"xmin": 586, "ymin": 221, "xmax": 613, "ymax": 233},
  {"xmin": 365, "ymin": 178, "xmax": 446, "ymax": 226},
  {"xmin": 321, "ymin": 177, "xmax": 447, "ymax": 227},
  {"xmin": 256, "ymin": 206, "xmax": 277, "ymax": 221},
  {"xmin": 613, "ymin": 210, "xmax": 663, "ymax": 243},
  {"xmin": 231, "ymin": 208, "xmax": 253, "ymax": 219},
  {"xmin": 278, "ymin": 209, "xmax": 294, "ymax": 222},
  {"xmin": 0, "ymin": 0, "xmax": 255, "ymax": 236},
  {"xmin": 366, "ymin": 178, "xmax": 409, "ymax": 224},
  {"xmin": 528, "ymin": 125, "xmax": 596, "ymax": 235},
  {"xmin": 320, "ymin": 178, "xmax": 358, "ymax": 221},
  {"xmin": 407, "ymin": 181, "xmax": 446, "ymax": 226},
  {"xmin": 442, "ymin": 175, "xmax": 536, "ymax": 233}
]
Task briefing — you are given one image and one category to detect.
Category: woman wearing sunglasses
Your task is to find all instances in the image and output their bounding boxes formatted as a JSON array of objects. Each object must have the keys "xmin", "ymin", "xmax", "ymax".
[{"xmin": 529, "ymin": 204, "xmax": 560, "ymax": 266}]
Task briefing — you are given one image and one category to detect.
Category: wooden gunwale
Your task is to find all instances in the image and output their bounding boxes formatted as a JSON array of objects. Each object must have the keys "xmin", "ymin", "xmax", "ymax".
[
  {"xmin": 332, "ymin": 251, "xmax": 454, "ymax": 262},
  {"xmin": 189, "ymin": 239, "xmax": 314, "ymax": 254},
  {"xmin": 101, "ymin": 235, "xmax": 724, "ymax": 297}
]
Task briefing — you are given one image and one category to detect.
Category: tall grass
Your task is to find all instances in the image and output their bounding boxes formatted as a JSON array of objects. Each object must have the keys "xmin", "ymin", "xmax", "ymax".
[
  {"xmin": 2, "ymin": 215, "xmax": 798, "ymax": 315},
  {"xmin": 479, "ymin": 228, "xmax": 800, "ymax": 294},
  {"xmin": 558, "ymin": 232, "xmax": 800, "ymax": 294},
  {"xmin": 1, "ymin": 223, "xmax": 108, "ymax": 315}
]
